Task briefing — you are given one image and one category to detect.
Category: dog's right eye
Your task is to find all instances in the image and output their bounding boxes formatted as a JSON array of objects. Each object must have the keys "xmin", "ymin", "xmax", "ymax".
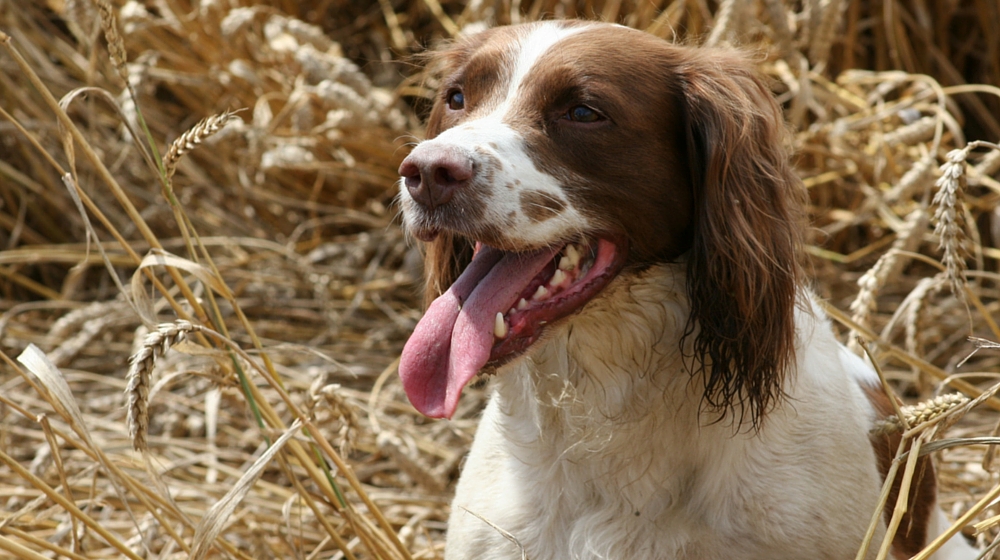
[
  {"xmin": 447, "ymin": 90, "xmax": 465, "ymax": 111},
  {"xmin": 565, "ymin": 105, "xmax": 602, "ymax": 123}
]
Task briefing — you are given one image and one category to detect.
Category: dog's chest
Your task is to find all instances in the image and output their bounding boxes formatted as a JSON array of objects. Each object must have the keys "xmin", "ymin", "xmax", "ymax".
[
  {"xmin": 445, "ymin": 269, "xmax": 791, "ymax": 558},
  {"xmin": 449, "ymin": 383, "xmax": 878, "ymax": 560},
  {"xmin": 444, "ymin": 268, "xmax": 883, "ymax": 560},
  {"xmin": 448, "ymin": 374, "xmax": 797, "ymax": 560}
]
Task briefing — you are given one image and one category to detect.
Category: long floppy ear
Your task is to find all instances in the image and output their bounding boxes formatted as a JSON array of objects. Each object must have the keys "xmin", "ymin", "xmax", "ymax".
[{"xmin": 680, "ymin": 50, "xmax": 805, "ymax": 428}]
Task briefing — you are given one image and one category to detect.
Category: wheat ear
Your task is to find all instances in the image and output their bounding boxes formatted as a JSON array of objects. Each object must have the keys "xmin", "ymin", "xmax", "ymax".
[
  {"xmin": 125, "ymin": 321, "xmax": 196, "ymax": 452},
  {"xmin": 933, "ymin": 148, "xmax": 971, "ymax": 297},
  {"xmin": 871, "ymin": 393, "xmax": 970, "ymax": 435},
  {"xmin": 163, "ymin": 111, "xmax": 239, "ymax": 180},
  {"xmin": 91, "ymin": 0, "xmax": 130, "ymax": 84}
]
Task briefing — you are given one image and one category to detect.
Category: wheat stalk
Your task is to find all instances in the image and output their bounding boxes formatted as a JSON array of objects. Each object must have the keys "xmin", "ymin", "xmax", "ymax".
[
  {"xmin": 886, "ymin": 156, "xmax": 936, "ymax": 202},
  {"xmin": 849, "ymin": 206, "xmax": 931, "ymax": 349},
  {"xmin": 48, "ymin": 314, "xmax": 119, "ymax": 367},
  {"xmin": 809, "ymin": 0, "xmax": 846, "ymax": 68},
  {"xmin": 313, "ymin": 382, "xmax": 360, "ymax": 456},
  {"xmin": 163, "ymin": 111, "xmax": 239, "ymax": 180},
  {"xmin": 377, "ymin": 431, "xmax": 446, "ymax": 493},
  {"xmin": 705, "ymin": 0, "xmax": 740, "ymax": 47},
  {"xmin": 762, "ymin": 0, "xmax": 794, "ymax": 56},
  {"xmin": 884, "ymin": 115, "xmax": 937, "ymax": 147},
  {"xmin": 973, "ymin": 149, "xmax": 1000, "ymax": 177},
  {"xmin": 125, "ymin": 320, "xmax": 196, "ymax": 452},
  {"xmin": 904, "ymin": 276, "xmax": 939, "ymax": 390},
  {"xmin": 49, "ymin": 300, "xmax": 121, "ymax": 339}
]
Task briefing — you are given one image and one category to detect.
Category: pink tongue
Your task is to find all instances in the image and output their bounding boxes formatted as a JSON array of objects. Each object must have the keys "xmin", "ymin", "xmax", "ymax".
[{"xmin": 399, "ymin": 245, "xmax": 559, "ymax": 418}]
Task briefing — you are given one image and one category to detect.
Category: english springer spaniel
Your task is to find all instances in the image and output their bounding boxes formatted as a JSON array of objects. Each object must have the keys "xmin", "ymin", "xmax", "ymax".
[{"xmin": 396, "ymin": 20, "xmax": 977, "ymax": 560}]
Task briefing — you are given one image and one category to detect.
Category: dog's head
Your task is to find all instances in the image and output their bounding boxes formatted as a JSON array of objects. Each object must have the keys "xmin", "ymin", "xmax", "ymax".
[{"xmin": 398, "ymin": 21, "xmax": 804, "ymax": 424}]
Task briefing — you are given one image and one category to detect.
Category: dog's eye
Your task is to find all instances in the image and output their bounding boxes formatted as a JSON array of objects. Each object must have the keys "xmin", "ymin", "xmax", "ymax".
[
  {"xmin": 447, "ymin": 90, "xmax": 465, "ymax": 111},
  {"xmin": 565, "ymin": 105, "xmax": 602, "ymax": 123}
]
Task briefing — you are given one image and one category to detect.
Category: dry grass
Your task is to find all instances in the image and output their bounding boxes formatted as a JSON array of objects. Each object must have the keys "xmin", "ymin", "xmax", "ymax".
[{"xmin": 1, "ymin": 0, "xmax": 1000, "ymax": 558}]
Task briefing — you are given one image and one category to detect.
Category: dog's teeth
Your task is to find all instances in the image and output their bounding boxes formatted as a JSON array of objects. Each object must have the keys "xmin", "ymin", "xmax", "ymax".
[
  {"xmin": 551, "ymin": 269, "xmax": 566, "ymax": 287},
  {"xmin": 509, "ymin": 307, "xmax": 516, "ymax": 315},
  {"xmin": 517, "ymin": 298, "xmax": 528, "ymax": 310},
  {"xmin": 566, "ymin": 244, "xmax": 581, "ymax": 267},
  {"xmin": 533, "ymin": 285, "xmax": 549, "ymax": 300},
  {"xmin": 558, "ymin": 256, "xmax": 574, "ymax": 271},
  {"xmin": 494, "ymin": 312, "xmax": 507, "ymax": 338}
]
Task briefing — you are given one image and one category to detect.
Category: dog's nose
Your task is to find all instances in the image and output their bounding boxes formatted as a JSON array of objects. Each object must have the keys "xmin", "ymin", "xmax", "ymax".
[{"xmin": 399, "ymin": 146, "xmax": 474, "ymax": 210}]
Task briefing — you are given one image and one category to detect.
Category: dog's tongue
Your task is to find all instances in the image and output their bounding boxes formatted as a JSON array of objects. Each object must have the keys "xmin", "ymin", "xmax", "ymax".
[{"xmin": 400, "ymin": 245, "xmax": 559, "ymax": 418}]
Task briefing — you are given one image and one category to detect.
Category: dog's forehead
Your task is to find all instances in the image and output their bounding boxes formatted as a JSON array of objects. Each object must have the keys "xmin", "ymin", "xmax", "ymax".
[
  {"xmin": 501, "ymin": 22, "xmax": 591, "ymax": 94},
  {"xmin": 450, "ymin": 22, "xmax": 666, "ymax": 109},
  {"xmin": 453, "ymin": 22, "xmax": 606, "ymax": 89}
]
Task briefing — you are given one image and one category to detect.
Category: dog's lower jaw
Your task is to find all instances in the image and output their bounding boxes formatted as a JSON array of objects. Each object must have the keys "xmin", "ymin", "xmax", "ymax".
[{"xmin": 444, "ymin": 265, "xmax": 889, "ymax": 560}]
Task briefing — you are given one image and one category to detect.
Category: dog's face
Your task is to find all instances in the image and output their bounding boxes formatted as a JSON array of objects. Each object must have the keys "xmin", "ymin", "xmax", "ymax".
[
  {"xmin": 398, "ymin": 21, "xmax": 803, "ymax": 423},
  {"xmin": 400, "ymin": 22, "xmax": 693, "ymax": 259}
]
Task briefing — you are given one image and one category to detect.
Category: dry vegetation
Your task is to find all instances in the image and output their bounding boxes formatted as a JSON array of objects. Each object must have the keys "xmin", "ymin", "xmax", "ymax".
[{"xmin": 1, "ymin": 0, "xmax": 1000, "ymax": 558}]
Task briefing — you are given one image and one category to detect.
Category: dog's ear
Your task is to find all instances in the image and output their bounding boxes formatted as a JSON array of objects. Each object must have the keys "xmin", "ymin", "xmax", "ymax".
[
  {"xmin": 422, "ymin": 233, "xmax": 475, "ymax": 308},
  {"xmin": 680, "ymin": 50, "xmax": 805, "ymax": 428}
]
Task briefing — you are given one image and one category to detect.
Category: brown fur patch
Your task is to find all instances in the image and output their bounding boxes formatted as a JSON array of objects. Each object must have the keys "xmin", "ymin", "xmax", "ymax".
[
  {"xmin": 861, "ymin": 382, "xmax": 936, "ymax": 559},
  {"xmin": 519, "ymin": 190, "xmax": 566, "ymax": 222}
]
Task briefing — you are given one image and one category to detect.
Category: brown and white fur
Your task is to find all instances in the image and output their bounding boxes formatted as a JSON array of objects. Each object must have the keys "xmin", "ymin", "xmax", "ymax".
[{"xmin": 396, "ymin": 20, "xmax": 977, "ymax": 560}]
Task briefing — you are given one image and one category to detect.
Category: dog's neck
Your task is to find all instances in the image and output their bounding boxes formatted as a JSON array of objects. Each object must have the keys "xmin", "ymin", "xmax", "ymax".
[
  {"xmin": 457, "ymin": 266, "xmax": 910, "ymax": 560},
  {"xmin": 491, "ymin": 264, "xmax": 740, "ymax": 472}
]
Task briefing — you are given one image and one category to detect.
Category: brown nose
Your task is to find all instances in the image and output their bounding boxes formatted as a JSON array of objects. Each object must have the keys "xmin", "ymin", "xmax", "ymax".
[{"xmin": 399, "ymin": 146, "xmax": 474, "ymax": 210}]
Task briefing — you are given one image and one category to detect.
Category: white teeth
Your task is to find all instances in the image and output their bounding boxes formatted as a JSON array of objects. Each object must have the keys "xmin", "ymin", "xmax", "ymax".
[
  {"xmin": 566, "ymin": 244, "xmax": 581, "ymax": 268},
  {"xmin": 509, "ymin": 307, "xmax": 516, "ymax": 315},
  {"xmin": 551, "ymin": 269, "xmax": 566, "ymax": 286},
  {"xmin": 533, "ymin": 285, "xmax": 549, "ymax": 300},
  {"xmin": 558, "ymin": 256, "xmax": 573, "ymax": 271},
  {"xmin": 494, "ymin": 312, "xmax": 507, "ymax": 338},
  {"xmin": 517, "ymin": 298, "xmax": 528, "ymax": 310}
]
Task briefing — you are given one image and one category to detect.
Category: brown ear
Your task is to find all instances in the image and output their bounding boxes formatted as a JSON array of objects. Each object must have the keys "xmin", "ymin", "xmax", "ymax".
[
  {"xmin": 680, "ymin": 50, "xmax": 805, "ymax": 428},
  {"xmin": 422, "ymin": 232, "xmax": 475, "ymax": 308}
]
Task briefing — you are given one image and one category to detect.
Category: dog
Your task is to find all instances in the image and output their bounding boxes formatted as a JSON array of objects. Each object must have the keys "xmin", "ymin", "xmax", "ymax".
[{"xmin": 396, "ymin": 20, "xmax": 977, "ymax": 560}]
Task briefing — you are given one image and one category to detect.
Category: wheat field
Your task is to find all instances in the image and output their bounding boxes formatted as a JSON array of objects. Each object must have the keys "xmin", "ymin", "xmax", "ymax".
[{"xmin": 2, "ymin": 0, "xmax": 1000, "ymax": 558}]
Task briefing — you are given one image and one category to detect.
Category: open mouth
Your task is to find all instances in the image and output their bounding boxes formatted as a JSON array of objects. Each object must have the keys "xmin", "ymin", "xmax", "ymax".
[
  {"xmin": 399, "ymin": 234, "xmax": 628, "ymax": 418},
  {"xmin": 488, "ymin": 238, "xmax": 623, "ymax": 363}
]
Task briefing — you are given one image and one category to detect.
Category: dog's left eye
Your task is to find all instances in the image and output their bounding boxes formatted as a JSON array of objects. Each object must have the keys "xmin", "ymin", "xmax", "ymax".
[
  {"xmin": 565, "ymin": 105, "xmax": 602, "ymax": 123},
  {"xmin": 447, "ymin": 90, "xmax": 465, "ymax": 111}
]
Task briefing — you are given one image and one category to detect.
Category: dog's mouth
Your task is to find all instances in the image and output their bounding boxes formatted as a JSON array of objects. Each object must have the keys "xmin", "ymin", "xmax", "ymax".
[{"xmin": 399, "ymin": 234, "xmax": 628, "ymax": 418}]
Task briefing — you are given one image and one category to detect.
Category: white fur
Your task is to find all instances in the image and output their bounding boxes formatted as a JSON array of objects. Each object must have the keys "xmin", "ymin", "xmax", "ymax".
[
  {"xmin": 445, "ymin": 264, "xmax": 977, "ymax": 560},
  {"xmin": 503, "ymin": 23, "xmax": 588, "ymax": 108}
]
